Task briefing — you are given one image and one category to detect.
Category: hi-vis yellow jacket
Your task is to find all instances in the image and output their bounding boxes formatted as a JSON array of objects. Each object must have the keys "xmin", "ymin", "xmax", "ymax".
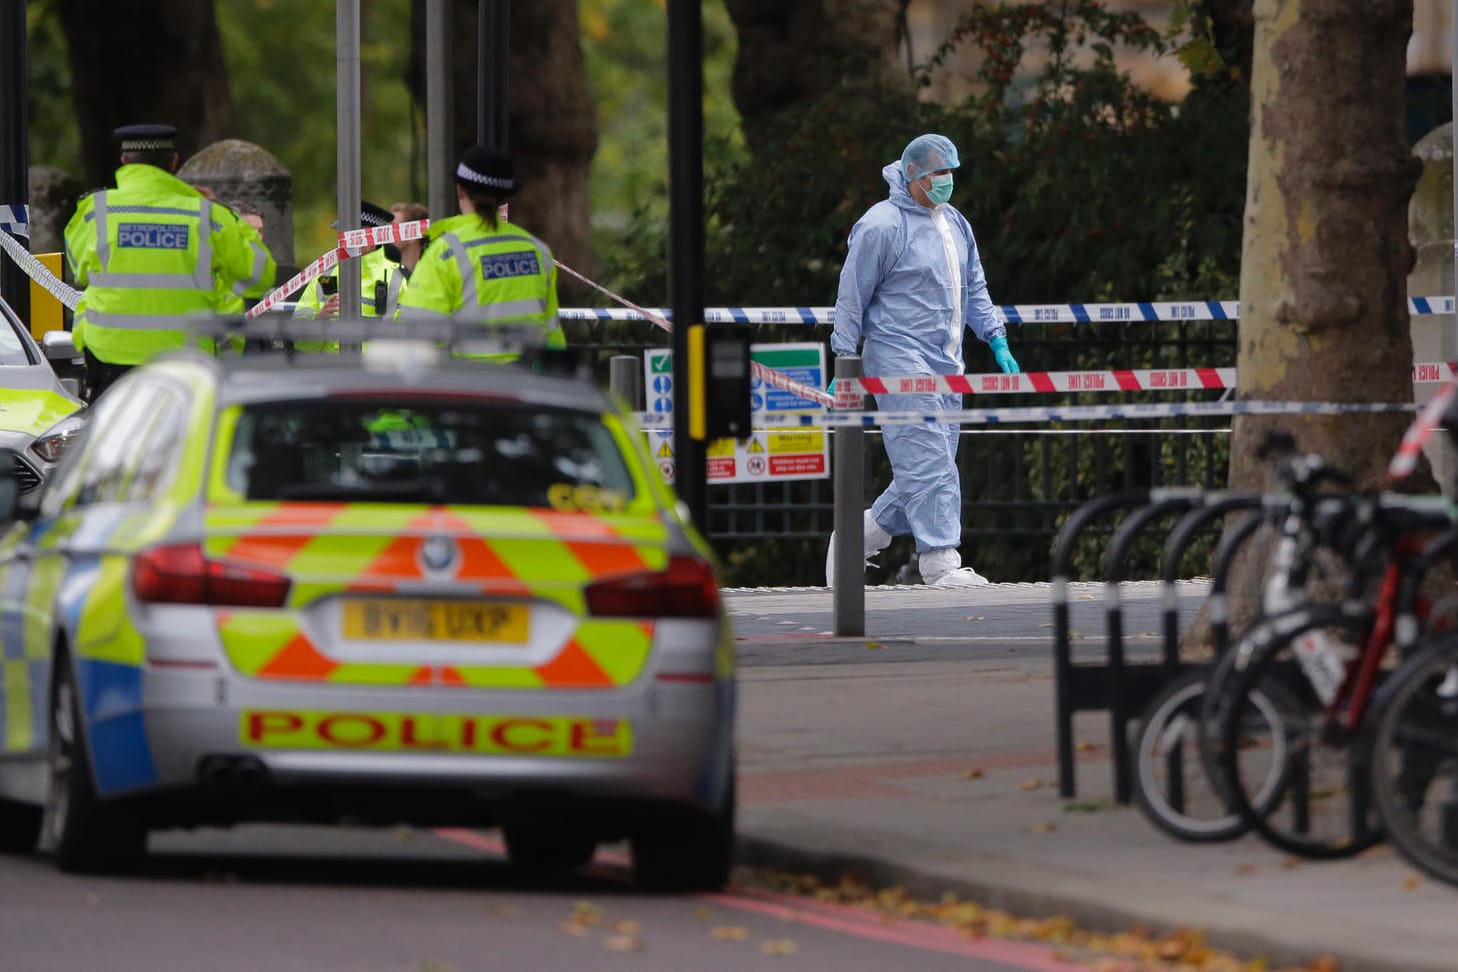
[
  {"xmin": 395, "ymin": 213, "xmax": 563, "ymax": 361},
  {"xmin": 64, "ymin": 164, "xmax": 276, "ymax": 365}
]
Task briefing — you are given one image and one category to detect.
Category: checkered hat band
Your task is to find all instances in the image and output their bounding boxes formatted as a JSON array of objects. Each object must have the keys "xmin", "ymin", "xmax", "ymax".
[
  {"xmin": 122, "ymin": 139, "xmax": 173, "ymax": 151},
  {"xmin": 456, "ymin": 162, "xmax": 513, "ymax": 190},
  {"xmin": 362, "ymin": 213, "xmax": 391, "ymax": 227}
]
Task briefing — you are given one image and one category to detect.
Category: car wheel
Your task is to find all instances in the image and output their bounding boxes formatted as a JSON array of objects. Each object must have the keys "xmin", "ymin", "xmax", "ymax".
[
  {"xmin": 631, "ymin": 776, "xmax": 735, "ymax": 893},
  {"xmin": 502, "ymin": 820, "xmax": 597, "ymax": 872},
  {"xmin": 0, "ymin": 798, "xmax": 42, "ymax": 853},
  {"xmin": 44, "ymin": 654, "xmax": 146, "ymax": 873}
]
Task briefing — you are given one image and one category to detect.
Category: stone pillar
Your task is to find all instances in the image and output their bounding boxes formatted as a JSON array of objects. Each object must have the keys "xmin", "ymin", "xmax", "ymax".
[
  {"xmin": 1409, "ymin": 122, "xmax": 1456, "ymax": 494},
  {"xmin": 27, "ymin": 165, "xmax": 83, "ymax": 258},
  {"xmin": 177, "ymin": 139, "xmax": 294, "ymax": 279}
]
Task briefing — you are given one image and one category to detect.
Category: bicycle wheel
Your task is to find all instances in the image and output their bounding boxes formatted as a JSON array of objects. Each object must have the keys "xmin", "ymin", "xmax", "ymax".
[
  {"xmin": 1369, "ymin": 632, "xmax": 1458, "ymax": 888},
  {"xmin": 1215, "ymin": 602, "xmax": 1385, "ymax": 859},
  {"xmin": 1133, "ymin": 667, "xmax": 1292, "ymax": 843}
]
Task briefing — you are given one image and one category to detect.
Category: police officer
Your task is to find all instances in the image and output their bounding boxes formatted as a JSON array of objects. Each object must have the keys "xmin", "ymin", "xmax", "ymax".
[
  {"xmin": 63, "ymin": 124, "xmax": 277, "ymax": 400},
  {"xmin": 396, "ymin": 146, "xmax": 562, "ymax": 361},
  {"xmin": 292, "ymin": 200, "xmax": 403, "ymax": 322}
]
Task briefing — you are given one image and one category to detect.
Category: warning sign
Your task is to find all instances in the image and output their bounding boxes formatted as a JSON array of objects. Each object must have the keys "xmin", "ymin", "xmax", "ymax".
[
  {"xmin": 770, "ymin": 454, "xmax": 826, "ymax": 476},
  {"xmin": 643, "ymin": 343, "xmax": 828, "ymax": 485}
]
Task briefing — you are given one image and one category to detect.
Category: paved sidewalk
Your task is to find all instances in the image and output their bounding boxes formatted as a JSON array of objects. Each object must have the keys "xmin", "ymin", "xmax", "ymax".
[{"xmin": 727, "ymin": 583, "xmax": 1457, "ymax": 972}]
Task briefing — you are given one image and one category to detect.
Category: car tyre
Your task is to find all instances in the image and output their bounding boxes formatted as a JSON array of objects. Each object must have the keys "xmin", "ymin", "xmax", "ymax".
[
  {"xmin": 502, "ymin": 821, "xmax": 597, "ymax": 872},
  {"xmin": 0, "ymin": 798, "xmax": 42, "ymax": 853},
  {"xmin": 631, "ymin": 777, "xmax": 735, "ymax": 893},
  {"xmin": 44, "ymin": 654, "xmax": 146, "ymax": 873}
]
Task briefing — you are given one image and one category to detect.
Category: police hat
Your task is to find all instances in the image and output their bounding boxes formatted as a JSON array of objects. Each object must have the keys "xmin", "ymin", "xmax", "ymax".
[
  {"xmin": 455, "ymin": 146, "xmax": 516, "ymax": 196},
  {"xmin": 330, "ymin": 200, "xmax": 395, "ymax": 230},
  {"xmin": 115, "ymin": 123, "xmax": 178, "ymax": 153}
]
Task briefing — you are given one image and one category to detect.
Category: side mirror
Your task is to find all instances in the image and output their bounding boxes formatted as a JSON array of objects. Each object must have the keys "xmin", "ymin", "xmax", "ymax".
[
  {"xmin": 42, "ymin": 330, "xmax": 80, "ymax": 363},
  {"xmin": 0, "ymin": 448, "xmax": 23, "ymax": 523}
]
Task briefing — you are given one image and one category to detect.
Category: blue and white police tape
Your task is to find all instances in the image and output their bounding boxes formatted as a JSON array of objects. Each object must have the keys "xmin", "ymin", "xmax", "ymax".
[
  {"xmin": 563, "ymin": 297, "xmax": 1458, "ymax": 326},
  {"xmin": 0, "ymin": 229, "xmax": 80, "ymax": 310},
  {"xmin": 630, "ymin": 399, "xmax": 1417, "ymax": 430},
  {"xmin": 0, "ymin": 204, "xmax": 27, "ymax": 238}
]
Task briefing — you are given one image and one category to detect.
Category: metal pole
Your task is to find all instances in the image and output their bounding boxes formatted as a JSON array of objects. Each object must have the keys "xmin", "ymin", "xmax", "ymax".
[
  {"xmin": 668, "ymin": 0, "xmax": 707, "ymax": 532},
  {"xmin": 609, "ymin": 354, "xmax": 644, "ymax": 410},
  {"xmin": 426, "ymin": 0, "xmax": 453, "ymax": 221},
  {"xmin": 337, "ymin": 0, "xmax": 362, "ymax": 320},
  {"xmin": 832, "ymin": 357, "xmax": 866, "ymax": 636},
  {"xmin": 1451, "ymin": 0, "xmax": 1457, "ymax": 347},
  {"xmin": 0, "ymin": 1, "xmax": 29, "ymax": 324},
  {"xmin": 478, "ymin": 0, "xmax": 510, "ymax": 150}
]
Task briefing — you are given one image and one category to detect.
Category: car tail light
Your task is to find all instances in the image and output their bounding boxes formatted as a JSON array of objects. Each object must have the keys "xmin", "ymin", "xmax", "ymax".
[
  {"xmin": 132, "ymin": 543, "xmax": 291, "ymax": 608},
  {"xmin": 584, "ymin": 555, "xmax": 720, "ymax": 618}
]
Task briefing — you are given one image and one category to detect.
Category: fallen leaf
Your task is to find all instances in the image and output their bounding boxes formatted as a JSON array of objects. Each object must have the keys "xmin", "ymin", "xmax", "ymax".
[
  {"xmin": 1018, "ymin": 778, "xmax": 1043, "ymax": 791},
  {"xmin": 1279, "ymin": 857, "xmax": 1302, "ymax": 870},
  {"xmin": 1027, "ymin": 821, "xmax": 1057, "ymax": 834},
  {"xmin": 964, "ymin": 615, "xmax": 985, "ymax": 621},
  {"xmin": 964, "ymin": 768, "xmax": 984, "ymax": 779},
  {"xmin": 693, "ymin": 907, "xmax": 714, "ymax": 921},
  {"xmin": 1063, "ymin": 800, "xmax": 1109, "ymax": 813},
  {"xmin": 571, "ymin": 901, "xmax": 605, "ymax": 926},
  {"xmin": 712, "ymin": 926, "xmax": 751, "ymax": 941},
  {"xmin": 559, "ymin": 921, "xmax": 591, "ymax": 937},
  {"xmin": 613, "ymin": 920, "xmax": 641, "ymax": 935},
  {"xmin": 603, "ymin": 936, "xmax": 643, "ymax": 952},
  {"xmin": 1234, "ymin": 864, "xmax": 1260, "ymax": 875},
  {"xmin": 1075, "ymin": 741, "xmax": 1099, "ymax": 752},
  {"xmin": 1404, "ymin": 875, "xmax": 1423, "ymax": 891},
  {"xmin": 486, "ymin": 904, "xmax": 519, "ymax": 917},
  {"xmin": 1308, "ymin": 956, "xmax": 1339, "ymax": 972},
  {"xmin": 867, "ymin": 641, "xmax": 884, "ymax": 650},
  {"xmin": 1039, "ymin": 622, "xmax": 1054, "ymax": 628},
  {"xmin": 761, "ymin": 939, "xmax": 799, "ymax": 956}
]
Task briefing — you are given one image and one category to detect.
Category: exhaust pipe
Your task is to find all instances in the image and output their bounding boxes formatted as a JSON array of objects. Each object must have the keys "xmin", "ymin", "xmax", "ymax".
[{"xmin": 197, "ymin": 755, "xmax": 271, "ymax": 791}]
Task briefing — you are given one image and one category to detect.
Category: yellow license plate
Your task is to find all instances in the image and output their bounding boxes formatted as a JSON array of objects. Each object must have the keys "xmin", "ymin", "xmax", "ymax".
[{"xmin": 342, "ymin": 599, "xmax": 529, "ymax": 643}]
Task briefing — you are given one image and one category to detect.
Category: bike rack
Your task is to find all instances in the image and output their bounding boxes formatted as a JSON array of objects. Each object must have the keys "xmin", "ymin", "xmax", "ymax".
[
  {"xmin": 1051, "ymin": 489, "xmax": 1156, "ymax": 799},
  {"xmin": 1101, "ymin": 490, "xmax": 1205, "ymax": 803}
]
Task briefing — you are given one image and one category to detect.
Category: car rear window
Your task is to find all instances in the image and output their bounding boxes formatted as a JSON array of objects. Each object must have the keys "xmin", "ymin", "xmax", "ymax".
[
  {"xmin": 0, "ymin": 313, "xmax": 34, "ymax": 366},
  {"xmin": 224, "ymin": 399, "xmax": 636, "ymax": 508}
]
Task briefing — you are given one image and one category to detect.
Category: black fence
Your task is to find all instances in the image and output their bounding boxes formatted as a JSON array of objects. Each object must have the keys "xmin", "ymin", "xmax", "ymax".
[{"xmin": 565, "ymin": 315, "xmax": 1239, "ymax": 587}]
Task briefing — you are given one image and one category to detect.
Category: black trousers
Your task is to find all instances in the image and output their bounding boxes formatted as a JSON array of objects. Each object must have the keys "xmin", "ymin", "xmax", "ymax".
[{"xmin": 83, "ymin": 349, "xmax": 132, "ymax": 403}]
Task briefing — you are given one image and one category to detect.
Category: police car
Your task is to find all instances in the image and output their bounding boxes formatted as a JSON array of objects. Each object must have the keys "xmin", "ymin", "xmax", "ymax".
[
  {"xmin": 0, "ymin": 297, "xmax": 85, "ymax": 488},
  {"xmin": 0, "ymin": 322, "xmax": 735, "ymax": 891}
]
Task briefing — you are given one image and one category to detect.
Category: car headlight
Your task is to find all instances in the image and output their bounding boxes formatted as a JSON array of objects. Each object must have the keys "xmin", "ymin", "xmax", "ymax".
[{"xmin": 32, "ymin": 415, "xmax": 86, "ymax": 463}]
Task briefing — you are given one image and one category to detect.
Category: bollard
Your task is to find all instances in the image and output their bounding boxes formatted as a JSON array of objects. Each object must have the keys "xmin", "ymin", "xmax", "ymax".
[
  {"xmin": 832, "ymin": 355, "xmax": 865, "ymax": 636},
  {"xmin": 609, "ymin": 354, "xmax": 644, "ymax": 410}
]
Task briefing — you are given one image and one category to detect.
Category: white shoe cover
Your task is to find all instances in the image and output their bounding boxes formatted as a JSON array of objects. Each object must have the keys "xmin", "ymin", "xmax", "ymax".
[
  {"xmin": 927, "ymin": 566, "xmax": 990, "ymax": 588},
  {"xmin": 826, "ymin": 512, "xmax": 894, "ymax": 586},
  {"xmin": 919, "ymin": 548, "xmax": 990, "ymax": 587}
]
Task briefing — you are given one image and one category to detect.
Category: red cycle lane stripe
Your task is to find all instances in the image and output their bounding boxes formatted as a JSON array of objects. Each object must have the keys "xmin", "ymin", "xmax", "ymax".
[{"xmin": 432, "ymin": 828, "xmax": 1087, "ymax": 971}]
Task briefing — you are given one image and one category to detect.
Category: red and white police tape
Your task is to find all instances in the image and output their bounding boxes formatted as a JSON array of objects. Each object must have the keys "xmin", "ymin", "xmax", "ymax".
[
  {"xmin": 833, "ymin": 362, "xmax": 1458, "ymax": 404},
  {"xmin": 1390, "ymin": 376, "xmax": 1458, "ymax": 478}
]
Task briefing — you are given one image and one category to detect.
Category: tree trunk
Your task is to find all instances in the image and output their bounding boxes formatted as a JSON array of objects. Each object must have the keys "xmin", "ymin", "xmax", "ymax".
[
  {"xmin": 1217, "ymin": 0, "xmax": 1426, "ymax": 635},
  {"xmin": 407, "ymin": 0, "xmax": 598, "ymax": 296},
  {"xmin": 57, "ymin": 0, "xmax": 235, "ymax": 189},
  {"xmin": 726, "ymin": 0, "xmax": 913, "ymax": 158}
]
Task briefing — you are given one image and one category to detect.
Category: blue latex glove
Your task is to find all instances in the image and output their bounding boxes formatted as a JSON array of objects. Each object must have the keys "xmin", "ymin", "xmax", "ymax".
[
  {"xmin": 989, "ymin": 335, "xmax": 1020, "ymax": 374},
  {"xmin": 827, "ymin": 377, "xmax": 836, "ymax": 395}
]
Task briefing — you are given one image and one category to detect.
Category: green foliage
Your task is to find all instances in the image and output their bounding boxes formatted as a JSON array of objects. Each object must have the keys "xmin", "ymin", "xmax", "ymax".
[
  {"xmin": 581, "ymin": 0, "xmax": 742, "ymax": 255},
  {"xmin": 25, "ymin": 1, "xmax": 78, "ymax": 170},
  {"xmin": 214, "ymin": 0, "xmax": 418, "ymax": 263}
]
